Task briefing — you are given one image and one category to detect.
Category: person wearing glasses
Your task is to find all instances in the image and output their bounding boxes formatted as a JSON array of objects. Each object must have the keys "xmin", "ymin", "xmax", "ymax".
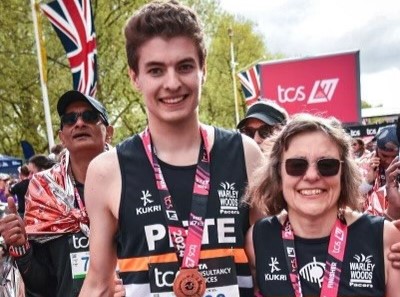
[
  {"xmin": 244, "ymin": 114, "xmax": 400, "ymax": 297},
  {"xmin": 0, "ymin": 90, "xmax": 123, "ymax": 297},
  {"xmin": 237, "ymin": 100, "xmax": 289, "ymax": 147}
]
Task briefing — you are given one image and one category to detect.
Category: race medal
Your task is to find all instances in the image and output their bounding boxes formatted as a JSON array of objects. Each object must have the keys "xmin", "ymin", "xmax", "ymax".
[{"xmin": 173, "ymin": 268, "xmax": 206, "ymax": 297}]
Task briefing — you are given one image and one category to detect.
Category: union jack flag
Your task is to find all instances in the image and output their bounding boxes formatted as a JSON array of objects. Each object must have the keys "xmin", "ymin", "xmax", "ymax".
[
  {"xmin": 237, "ymin": 64, "xmax": 261, "ymax": 107},
  {"xmin": 41, "ymin": 0, "xmax": 97, "ymax": 96}
]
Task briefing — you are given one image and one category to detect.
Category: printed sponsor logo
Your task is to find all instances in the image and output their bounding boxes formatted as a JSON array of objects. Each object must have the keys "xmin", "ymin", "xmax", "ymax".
[
  {"xmin": 350, "ymin": 130, "xmax": 361, "ymax": 137},
  {"xmin": 166, "ymin": 210, "xmax": 178, "ymax": 221},
  {"xmin": 332, "ymin": 225, "xmax": 345, "ymax": 255},
  {"xmin": 218, "ymin": 182, "xmax": 240, "ymax": 215},
  {"xmin": 154, "ymin": 267, "xmax": 176, "ymax": 288},
  {"xmin": 349, "ymin": 254, "xmax": 375, "ymax": 288},
  {"xmin": 277, "ymin": 78, "xmax": 339, "ymax": 104},
  {"xmin": 264, "ymin": 257, "xmax": 287, "ymax": 281},
  {"xmin": 269, "ymin": 257, "xmax": 281, "ymax": 273},
  {"xmin": 136, "ymin": 190, "xmax": 162, "ymax": 215},
  {"xmin": 307, "ymin": 79, "xmax": 339, "ymax": 104},
  {"xmin": 286, "ymin": 247, "xmax": 295, "ymax": 258},
  {"xmin": 72, "ymin": 234, "xmax": 89, "ymax": 249},
  {"xmin": 141, "ymin": 190, "xmax": 153, "ymax": 206},
  {"xmin": 299, "ymin": 257, "xmax": 325, "ymax": 288}
]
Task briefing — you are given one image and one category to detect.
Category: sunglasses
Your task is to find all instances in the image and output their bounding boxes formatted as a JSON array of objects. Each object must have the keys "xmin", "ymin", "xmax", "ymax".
[
  {"xmin": 240, "ymin": 124, "xmax": 274, "ymax": 139},
  {"xmin": 285, "ymin": 158, "xmax": 343, "ymax": 177},
  {"xmin": 61, "ymin": 110, "xmax": 101, "ymax": 127}
]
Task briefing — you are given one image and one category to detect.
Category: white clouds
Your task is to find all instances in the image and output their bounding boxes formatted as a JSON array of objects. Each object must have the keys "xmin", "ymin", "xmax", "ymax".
[{"xmin": 219, "ymin": 0, "xmax": 400, "ymax": 107}]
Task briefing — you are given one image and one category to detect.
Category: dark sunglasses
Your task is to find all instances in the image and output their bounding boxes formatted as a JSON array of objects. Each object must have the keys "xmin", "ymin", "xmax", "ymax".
[
  {"xmin": 285, "ymin": 158, "xmax": 343, "ymax": 177},
  {"xmin": 61, "ymin": 110, "xmax": 101, "ymax": 127},
  {"xmin": 239, "ymin": 124, "xmax": 274, "ymax": 139}
]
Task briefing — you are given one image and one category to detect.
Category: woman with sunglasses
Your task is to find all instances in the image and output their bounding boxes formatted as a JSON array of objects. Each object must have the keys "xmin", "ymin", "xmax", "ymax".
[{"xmin": 244, "ymin": 113, "xmax": 400, "ymax": 297}]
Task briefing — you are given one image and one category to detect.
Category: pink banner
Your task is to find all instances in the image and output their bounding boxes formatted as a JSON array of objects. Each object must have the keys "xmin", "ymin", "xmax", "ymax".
[{"xmin": 260, "ymin": 51, "xmax": 361, "ymax": 124}]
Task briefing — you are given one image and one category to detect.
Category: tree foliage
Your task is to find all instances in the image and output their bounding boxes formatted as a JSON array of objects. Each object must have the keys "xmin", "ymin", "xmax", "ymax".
[{"xmin": 0, "ymin": 0, "xmax": 270, "ymax": 158}]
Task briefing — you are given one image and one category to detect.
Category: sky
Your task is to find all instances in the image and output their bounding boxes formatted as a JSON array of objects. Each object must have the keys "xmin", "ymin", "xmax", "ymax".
[{"xmin": 219, "ymin": 0, "xmax": 400, "ymax": 108}]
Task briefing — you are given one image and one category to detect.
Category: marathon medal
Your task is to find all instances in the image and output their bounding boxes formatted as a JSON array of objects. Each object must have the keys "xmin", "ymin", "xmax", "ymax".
[{"xmin": 173, "ymin": 268, "xmax": 206, "ymax": 297}]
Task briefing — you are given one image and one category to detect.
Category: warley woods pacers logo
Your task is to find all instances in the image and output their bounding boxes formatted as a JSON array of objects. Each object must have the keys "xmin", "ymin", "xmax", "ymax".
[
  {"xmin": 218, "ymin": 182, "xmax": 239, "ymax": 214},
  {"xmin": 349, "ymin": 254, "xmax": 375, "ymax": 288}
]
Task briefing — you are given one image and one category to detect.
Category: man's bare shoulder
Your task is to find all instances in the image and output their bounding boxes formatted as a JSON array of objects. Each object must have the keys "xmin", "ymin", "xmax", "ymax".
[{"xmin": 89, "ymin": 148, "xmax": 119, "ymax": 174}]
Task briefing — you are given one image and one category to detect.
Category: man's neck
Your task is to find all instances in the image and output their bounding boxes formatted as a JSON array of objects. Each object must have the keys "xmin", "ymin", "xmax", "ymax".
[
  {"xmin": 69, "ymin": 151, "xmax": 100, "ymax": 184},
  {"xmin": 148, "ymin": 119, "xmax": 202, "ymax": 166}
]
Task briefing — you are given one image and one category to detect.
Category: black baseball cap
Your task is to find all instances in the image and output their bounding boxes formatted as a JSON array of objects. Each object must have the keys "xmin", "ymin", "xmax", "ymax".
[
  {"xmin": 57, "ymin": 90, "xmax": 109, "ymax": 126},
  {"xmin": 237, "ymin": 100, "xmax": 288, "ymax": 129}
]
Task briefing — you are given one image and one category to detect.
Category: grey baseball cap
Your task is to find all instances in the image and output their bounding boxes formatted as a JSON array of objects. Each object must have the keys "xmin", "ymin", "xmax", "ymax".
[
  {"xmin": 237, "ymin": 100, "xmax": 288, "ymax": 129},
  {"xmin": 57, "ymin": 90, "xmax": 109, "ymax": 126}
]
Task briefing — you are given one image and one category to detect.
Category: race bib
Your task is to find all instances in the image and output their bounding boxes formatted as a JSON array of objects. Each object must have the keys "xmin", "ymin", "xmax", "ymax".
[
  {"xmin": 148, "ymin": 257, "xmax": 239, "ymax": 297},
  {"xmin": 68, "ymin": 232, "xmax": 90, "ymax": 280}
]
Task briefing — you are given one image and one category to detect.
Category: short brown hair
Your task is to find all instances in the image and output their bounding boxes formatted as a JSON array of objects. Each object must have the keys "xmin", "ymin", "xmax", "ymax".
[
  {"xmin": 124, "ymin": 0, "xmax": 207, "ymax": 73},
  {"xmin": 245, "ymin": 113, "xmax": 362, "ymax": 215}
]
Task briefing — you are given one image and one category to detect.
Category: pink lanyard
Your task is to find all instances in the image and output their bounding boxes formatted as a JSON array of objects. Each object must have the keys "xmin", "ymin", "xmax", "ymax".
[
  {"xmin": 140, "ymin": 126, "xmax": 211, "ymax": 269},
  {"xmin": 281, "ymin": 216, "xmax": 348, "ymax": 297}
]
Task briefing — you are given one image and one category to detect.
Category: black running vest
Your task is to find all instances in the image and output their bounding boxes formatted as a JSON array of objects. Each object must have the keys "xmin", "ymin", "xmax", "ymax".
[
  {"xmin": 253, "ymin": 214, "xmax": 385, "ymax": 297},
  {"xmin": 116, "ymin": 127, "xmax": 253, "ymax": 296}
]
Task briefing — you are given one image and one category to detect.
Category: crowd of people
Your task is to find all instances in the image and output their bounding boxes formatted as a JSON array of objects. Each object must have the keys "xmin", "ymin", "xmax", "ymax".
[{"xmin": 1, "ymin": 1, "xmax": 400, "ymax": 297}]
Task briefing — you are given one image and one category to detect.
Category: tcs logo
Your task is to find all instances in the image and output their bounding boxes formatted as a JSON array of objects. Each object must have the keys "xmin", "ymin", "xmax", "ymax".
[
  {"xmin": 277, "ymin": 78, "xmax": 339, "ymax": 104},
  {"xmin": 72, "ymin": 235, "xmax": 89, "ymax": 249}
]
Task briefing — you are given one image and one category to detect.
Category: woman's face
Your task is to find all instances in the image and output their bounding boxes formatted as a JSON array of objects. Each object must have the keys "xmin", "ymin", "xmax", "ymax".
[{"xmin": 280, "ymin": 131, "xmax": 342, "ymax": 220}]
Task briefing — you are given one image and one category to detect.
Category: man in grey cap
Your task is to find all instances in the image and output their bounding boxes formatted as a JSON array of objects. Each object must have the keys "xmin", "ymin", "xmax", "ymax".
[
  {"xmin": 0, "ymin": 90, "xmax": 118, "ymax": 297},
  {"xmin": 359, "ymin": 124, "xmax": 400, "ymax": 220},
  {"xmin": 237, "ymin": 100, "xmax": 289, "ymax": 146}
]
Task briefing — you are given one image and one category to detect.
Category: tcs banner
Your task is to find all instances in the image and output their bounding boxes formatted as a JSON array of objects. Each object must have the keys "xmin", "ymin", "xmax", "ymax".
[{"xmin": 260, "ymin": 51, "xmax": 361, "ymax": 124}]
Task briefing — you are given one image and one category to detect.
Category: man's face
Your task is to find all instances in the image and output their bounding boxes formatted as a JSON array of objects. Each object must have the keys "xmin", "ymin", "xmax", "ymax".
[
  {"xmin": 58, "ymin": 101, "xmax": 113, "ymax": 155},
  {"xmin": 129, "ymin": 36, "xmax": 205, "ymax": 126},
  {"xmin": 376, "ymin": 147, "xmax": 398, "ymax": 169},
  {"xmin": 239, "ymin": 118, "xmax": 277, "ymax": 146}
]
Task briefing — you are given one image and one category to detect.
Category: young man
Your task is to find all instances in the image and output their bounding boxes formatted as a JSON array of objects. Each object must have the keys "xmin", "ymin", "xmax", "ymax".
[
  {"xmin": 79, "ymin": 1, "xmax": 263, "ymax": 296},
  {"xmin": 0, "ymin": 90, "xmax": 114, "ymax": 297}
]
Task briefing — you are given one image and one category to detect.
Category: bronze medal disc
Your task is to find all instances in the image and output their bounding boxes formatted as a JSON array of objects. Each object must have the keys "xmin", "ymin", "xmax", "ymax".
[{"xmin": 173, "ymin": 268, "xmax": 206, "ymax": 297}]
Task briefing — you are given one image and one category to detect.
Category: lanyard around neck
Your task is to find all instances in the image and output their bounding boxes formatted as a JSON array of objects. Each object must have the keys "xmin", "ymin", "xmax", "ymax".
[
  {"xmin": 68, "ymin": 169, "xmax": 86, "ymax": 214},
  {"xmin": 140, "ymin": 126, "xmax": 211, "ymax": 268},
  {"xmin": 281, "ymin": 216, "xmax": 348, "ymax": 297}
]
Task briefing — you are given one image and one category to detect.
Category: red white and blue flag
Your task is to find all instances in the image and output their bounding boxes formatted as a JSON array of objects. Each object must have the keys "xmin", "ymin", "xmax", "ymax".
[
  {"xmin": 237, "ymin": 64, "xmax": 261, "ymax": 107},
  {"xmin": 41, "ymin": 0, "xmax": 97, "ymax": 96}
]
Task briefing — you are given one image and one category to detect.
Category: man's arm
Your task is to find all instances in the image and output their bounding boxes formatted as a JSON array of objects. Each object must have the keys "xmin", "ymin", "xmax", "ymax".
[
  {"xmin": 384, "ymin": 156, "xmax": 400, "ymax": 221},
  {"xmin": 384, "ymin": 220, "xmax": 400, "ymax": 297},
  {"xmin": 244, "ymin": 225, "xmax": 258, "ymax": 294},
  {"xmin": 241, "ymin": 135, "xmax": 265, "ymax": 225},
  {"xmin": 79, "ymin": 150, "xmax": 121, "ymax": 297},
  {"xmin": 388, "ymin": 220, "xmax": 400, "ymax": 269}
]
